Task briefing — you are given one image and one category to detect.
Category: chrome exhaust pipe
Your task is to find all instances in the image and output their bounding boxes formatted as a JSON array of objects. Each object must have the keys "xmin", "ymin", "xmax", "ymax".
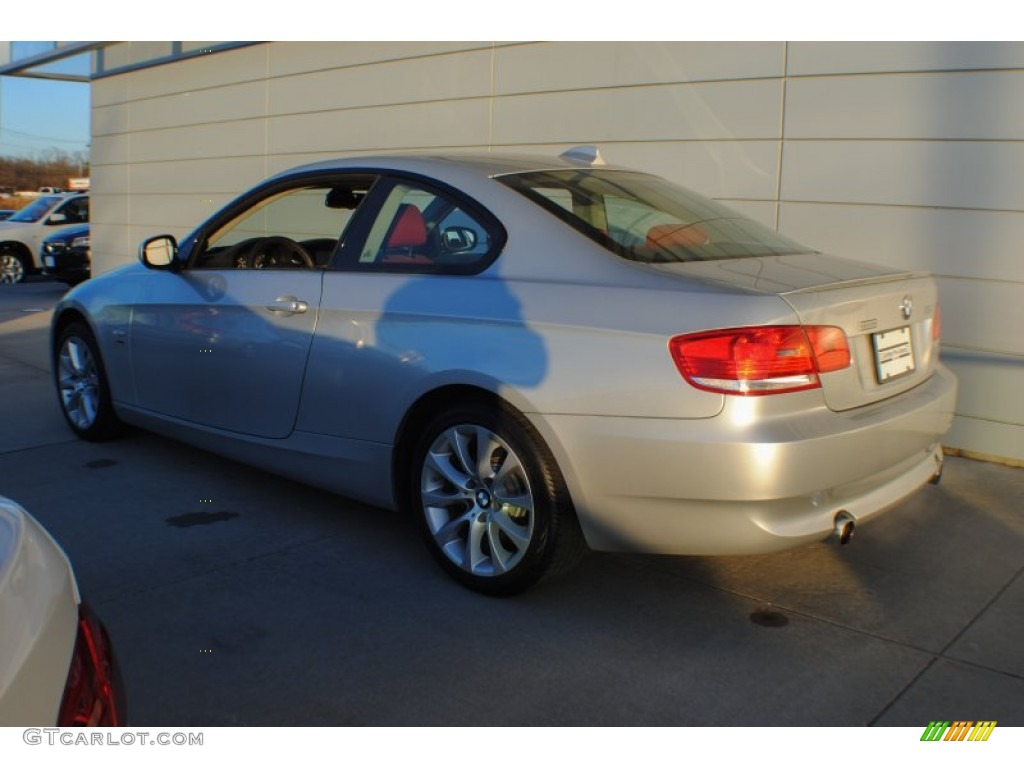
[{"xmin": 832, "ymin": 510, "xmax": 856, "ymax": 545}]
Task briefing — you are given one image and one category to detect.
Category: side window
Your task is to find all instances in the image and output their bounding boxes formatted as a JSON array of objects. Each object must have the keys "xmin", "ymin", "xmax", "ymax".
[
  {"xmin": 55, "ymin": 197, "xmax": 89, "ymax": 224},
  {"xmin": 194, "ymin": 180, "xmax": 371, "ymax": 270},
  {"xmin": 356, "ymin": 182, "xmax": 496, "ymax": 271}
]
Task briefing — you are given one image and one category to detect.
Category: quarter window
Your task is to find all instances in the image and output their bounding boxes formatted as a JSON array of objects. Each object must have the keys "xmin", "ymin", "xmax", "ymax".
[
  {"xmin": 355, "ymin": 181, "xmax": 496, "ymax": 272},
  {"xmin": 54, "ymin": 196, "xmax": 89, "ymax": 224}
]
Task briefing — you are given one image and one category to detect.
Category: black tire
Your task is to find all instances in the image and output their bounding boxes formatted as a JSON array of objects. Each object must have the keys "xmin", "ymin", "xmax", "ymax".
[
  {"xmin": 0, "ymin": 248, "xmax": 28, "ymax": 285},
  {"xmin": 53, "ymin": 321, "xmax": 123, "ymax": 441},
  {"xmin": 410, "ymin": 402, "xmax": 586, "ymax": 595}
]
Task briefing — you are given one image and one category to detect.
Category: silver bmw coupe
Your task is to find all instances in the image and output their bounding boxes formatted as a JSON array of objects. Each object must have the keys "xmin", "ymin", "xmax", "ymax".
[{"xmin": 50, "ymin": 149, "xmax": 957, "ymax": 594}]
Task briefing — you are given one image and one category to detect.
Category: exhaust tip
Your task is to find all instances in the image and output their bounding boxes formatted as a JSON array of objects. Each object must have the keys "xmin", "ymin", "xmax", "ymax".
[{"xmin": 833, "ymin": 510, "xmax": 856, "ymax": 545}]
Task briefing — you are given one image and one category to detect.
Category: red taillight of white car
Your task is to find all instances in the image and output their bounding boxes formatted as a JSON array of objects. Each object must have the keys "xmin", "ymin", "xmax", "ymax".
[
  {"xmin": 932, "ymin": 304, "xmax": 941, "ymax": 343},
  {"xmin": 669, "ymin": 325, "xmax": 851, "ymax": 396},
  {"xmin": 57, "ymin": 603, "xmax": 124, "ymax": 726}
]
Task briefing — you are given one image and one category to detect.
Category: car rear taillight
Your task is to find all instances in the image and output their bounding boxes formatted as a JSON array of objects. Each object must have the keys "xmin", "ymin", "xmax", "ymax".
[
  {"xmin": 668, "ymin": 325, "xmax": 851, "ymax": 396},
  {"xmin": 932, "ymin": 304, "xmax": 941, "ymax": 342},
  {"xmin": 57, "ymin": 602, "xmax": 124, "ymax": 726}
]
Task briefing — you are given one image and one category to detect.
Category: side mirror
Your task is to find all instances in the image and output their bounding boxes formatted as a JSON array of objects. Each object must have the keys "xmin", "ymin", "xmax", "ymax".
[
  {"xmin": 440, "ymin": 226, "xmax": 478, "ymax": 253},
  {"xmin": 47, "ymin": 212, "xmax": 67, "ymax": 225},
  {"xmin": 140, "ymin": 235, "xmax": 179, "ymax": 270}
]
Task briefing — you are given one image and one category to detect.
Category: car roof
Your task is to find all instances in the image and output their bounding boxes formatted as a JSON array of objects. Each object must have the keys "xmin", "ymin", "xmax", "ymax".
[{"xmin": 269, "ymin": 151, "xmax": 635, "ymax": 182}]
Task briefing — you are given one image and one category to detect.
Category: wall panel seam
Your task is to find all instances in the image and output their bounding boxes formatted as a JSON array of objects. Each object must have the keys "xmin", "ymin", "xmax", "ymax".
[
  {"xmin": 93, "ymin": 42, "xmax": 532, "ymax": 109},
  {"xmin": 786, "ymin": 67, "xmax": 1024, "ymax": 80},
  {"xmin": 777, "ymin": 199, "xmax": 1024, "ymax": 215},
  {"xmin": 93, "ymin": 71, "xmax": 786, "ymax": 112}
]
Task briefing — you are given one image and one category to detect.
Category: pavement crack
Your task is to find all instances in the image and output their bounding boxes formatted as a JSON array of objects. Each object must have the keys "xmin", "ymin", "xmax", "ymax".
[
  {"xmin": 939, "ymin": 562, "xmax": 1024, "ymax": 657},
  {"xmin": 868, "ymin": 657, "xmax": 938, "ymax": 726},
  {"xmin": 0, "ymin": 437, "xmax": 80, "ymax": 456}
]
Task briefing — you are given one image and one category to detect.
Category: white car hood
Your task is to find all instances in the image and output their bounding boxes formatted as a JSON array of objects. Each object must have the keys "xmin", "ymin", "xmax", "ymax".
[
  {"xmin": 0, "ymin": 495, "xmax": 79, "ymax": 725},
  {"xmin": 0, "ymin": 221, "xmax": 36, "ymax": 237}
]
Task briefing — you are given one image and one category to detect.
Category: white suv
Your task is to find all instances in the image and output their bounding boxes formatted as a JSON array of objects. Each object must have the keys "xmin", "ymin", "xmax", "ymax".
[{"xmin": 0, "ymin": 193, "xmax": 89, "ymax": 284}]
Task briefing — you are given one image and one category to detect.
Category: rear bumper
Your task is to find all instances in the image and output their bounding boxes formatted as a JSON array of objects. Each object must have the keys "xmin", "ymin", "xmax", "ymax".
[{"xmin": 535, "ymin": 363, "xmax": 957, "ymax": 555}]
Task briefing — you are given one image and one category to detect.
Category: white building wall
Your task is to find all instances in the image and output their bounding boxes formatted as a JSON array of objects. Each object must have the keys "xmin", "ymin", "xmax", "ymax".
[{"xmin": 89, "ymin": 41, "xmax": 1024, "ymax": 463}]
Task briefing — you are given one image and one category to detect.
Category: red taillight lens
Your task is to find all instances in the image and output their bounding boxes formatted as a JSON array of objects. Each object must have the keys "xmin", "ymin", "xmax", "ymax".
[
  {"xmin": 57, "ymin": 603, "xmax": 123, "ymax": 727},
  {"xmin": 668, "ymin": 325, "xmax": 850, "ymax": 396},
  {"xmin": 932, "ymin": 304, "xmax": 941, "ymax": 342},
  {"xmin": 805, "ymin": 326, "xmax": 852, "ymax": 373}
]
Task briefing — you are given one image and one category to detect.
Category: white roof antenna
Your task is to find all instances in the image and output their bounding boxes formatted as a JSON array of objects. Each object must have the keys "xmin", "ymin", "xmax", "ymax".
[{"xmin": 559, "ymin": 145, "xmax": 607, "ymax": 167}]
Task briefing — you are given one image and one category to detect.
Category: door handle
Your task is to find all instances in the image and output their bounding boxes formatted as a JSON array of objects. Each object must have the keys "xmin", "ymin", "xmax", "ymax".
[{"xmin": 265, "ymin": 296, "xmax": 308, "ymax": 315}]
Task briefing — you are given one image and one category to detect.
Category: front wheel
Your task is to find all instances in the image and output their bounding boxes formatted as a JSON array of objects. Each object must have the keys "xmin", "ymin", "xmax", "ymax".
[
  {"xmin": 0, "ymin": 249, "xmax": 28, "ymax": 284},
  {"xmin": 411, "ymin": 403, "xmax": 585, "ymax": 595},
  {"xmin": 54, "ymin": 322, "xmax": 123, "ymax": 441}
]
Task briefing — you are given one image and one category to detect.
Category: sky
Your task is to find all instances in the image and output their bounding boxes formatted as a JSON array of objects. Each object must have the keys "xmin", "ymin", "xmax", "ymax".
[
  {"xmin": 0, "ymin": 41, "xmax": 91, "ymax": 160},
  {"xmin": 0, "ymin": 76, "xmax": 91, "ymax": 159}
]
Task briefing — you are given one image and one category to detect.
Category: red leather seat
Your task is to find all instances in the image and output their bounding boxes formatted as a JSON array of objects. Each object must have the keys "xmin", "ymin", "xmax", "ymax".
[{"xmin": 382, "ymin": 204, "xmax": 433, "ymax": 264}]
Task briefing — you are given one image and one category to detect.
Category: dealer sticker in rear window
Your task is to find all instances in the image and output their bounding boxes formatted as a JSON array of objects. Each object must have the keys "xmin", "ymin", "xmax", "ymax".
[{"xmin": 872, "ymin": 326, "xmax": 916, "ymax": 383}]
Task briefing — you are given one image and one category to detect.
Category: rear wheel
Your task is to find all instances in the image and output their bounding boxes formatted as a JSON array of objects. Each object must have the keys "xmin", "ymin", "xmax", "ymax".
[
  {"xmin": 0, "ymin": 249, "xmax": 28, "ymax": 284},
  {"xmin": 54, "ymin": 322, "xmax": 122, "ymax": 441},
  {"xmin": 411, "ymin": 403, "xmax": 585, "ymax": 595}
]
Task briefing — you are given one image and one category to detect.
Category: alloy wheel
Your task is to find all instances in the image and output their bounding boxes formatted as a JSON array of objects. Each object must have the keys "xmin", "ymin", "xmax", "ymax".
[
  {"xmin": 420, "ymin": 424, "xmax": 536, "ymax": 577},
  {"xmin": 0, "ymin": 253, "xmax": 26, "ymax": 284},
  {"xmin": 58, "ymin": 337, "xmax": 101, "ymax": 430}
]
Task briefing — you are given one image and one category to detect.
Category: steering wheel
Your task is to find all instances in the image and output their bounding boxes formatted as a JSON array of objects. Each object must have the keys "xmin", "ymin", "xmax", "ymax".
[{"xmin": 243, "ymin": 236, "xmax": 315, "ymax": 269}]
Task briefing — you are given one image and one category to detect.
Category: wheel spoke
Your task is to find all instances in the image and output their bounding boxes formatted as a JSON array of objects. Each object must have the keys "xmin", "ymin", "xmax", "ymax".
[
  {"xmin": 489, "ymin": 511, "xmax": 531, "ymax": 552},
  {"xmin": 475, "ymin": 426, "xmax": 500, "ymax": 480},
  {"xmin": 493, "ymin": 449, "xmax": 524, "ymax": 486},
  {"xmin": 449, "ymin": 427, "xmax": 477, "ymax": 479},
  {"xmin": 71, "ymin": 391, "xmax": 88, "ymax": 428},
  {"xmin": 434, "ymin": 508, "xmax": 474, "ymax": 545},
  {"xmin": 465, "ymin": 517, "xmax": 488, "ymax": 573},
  {"xmin": 485, "ymin": 523, "xmax": 512, "ymax": 574},
  {"xmin": 81, "ymin": 388, "xmax": 98, "ymax": 425},
  {"xmin": 68, "ymin": 340, "xmax": 88, "ymax": 374},
  {"xmin": 421, "ymin": 486, "xmax": 463, "ymax": 509},
  {"xmin": 425, "ymin": 450, "xmax": 471, "ymax": 491}
]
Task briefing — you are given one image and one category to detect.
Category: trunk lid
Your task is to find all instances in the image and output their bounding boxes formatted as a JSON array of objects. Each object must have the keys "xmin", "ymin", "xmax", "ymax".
[{"xmin": 652, "ymin": 254, "xmax": 941, "ymax": 411}]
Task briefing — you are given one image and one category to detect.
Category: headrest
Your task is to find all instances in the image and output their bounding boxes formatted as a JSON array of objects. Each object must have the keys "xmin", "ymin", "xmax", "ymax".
[{"xmin": 387, "ymin": 204, "xmax": 428, "ymax": 248}]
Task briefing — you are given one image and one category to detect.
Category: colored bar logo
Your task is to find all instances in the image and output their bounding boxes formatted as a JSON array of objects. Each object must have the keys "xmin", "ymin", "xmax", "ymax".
[{"xmin": 920, "ymin": 721, "xmax": 997, "ymax": 741}]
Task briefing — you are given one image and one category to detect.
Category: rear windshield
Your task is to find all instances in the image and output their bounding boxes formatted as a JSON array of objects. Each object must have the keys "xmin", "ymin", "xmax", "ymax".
[{"xmin": 497, "ymin": 170, "xmax": 814, "ymax": 263}]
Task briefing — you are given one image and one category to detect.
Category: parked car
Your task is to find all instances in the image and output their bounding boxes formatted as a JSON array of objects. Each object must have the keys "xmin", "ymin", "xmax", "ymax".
[
  {"xmin": 0, "ymin": 193, "xmax": 89, "ymax": 284},
  {"xmin": 40, "ymin": 224, "xmax": 90, "ymax": 285},
  {"xmin": 0, "ymin": 494, "xmax": 125, "ymax": 725},
  {"xmin": 49, "ymin": 149, "xmax": 956, "ymax": 594},
  {"xmin": 0, "ymin": 210, "xmax": 16, "ymax": 222}
]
